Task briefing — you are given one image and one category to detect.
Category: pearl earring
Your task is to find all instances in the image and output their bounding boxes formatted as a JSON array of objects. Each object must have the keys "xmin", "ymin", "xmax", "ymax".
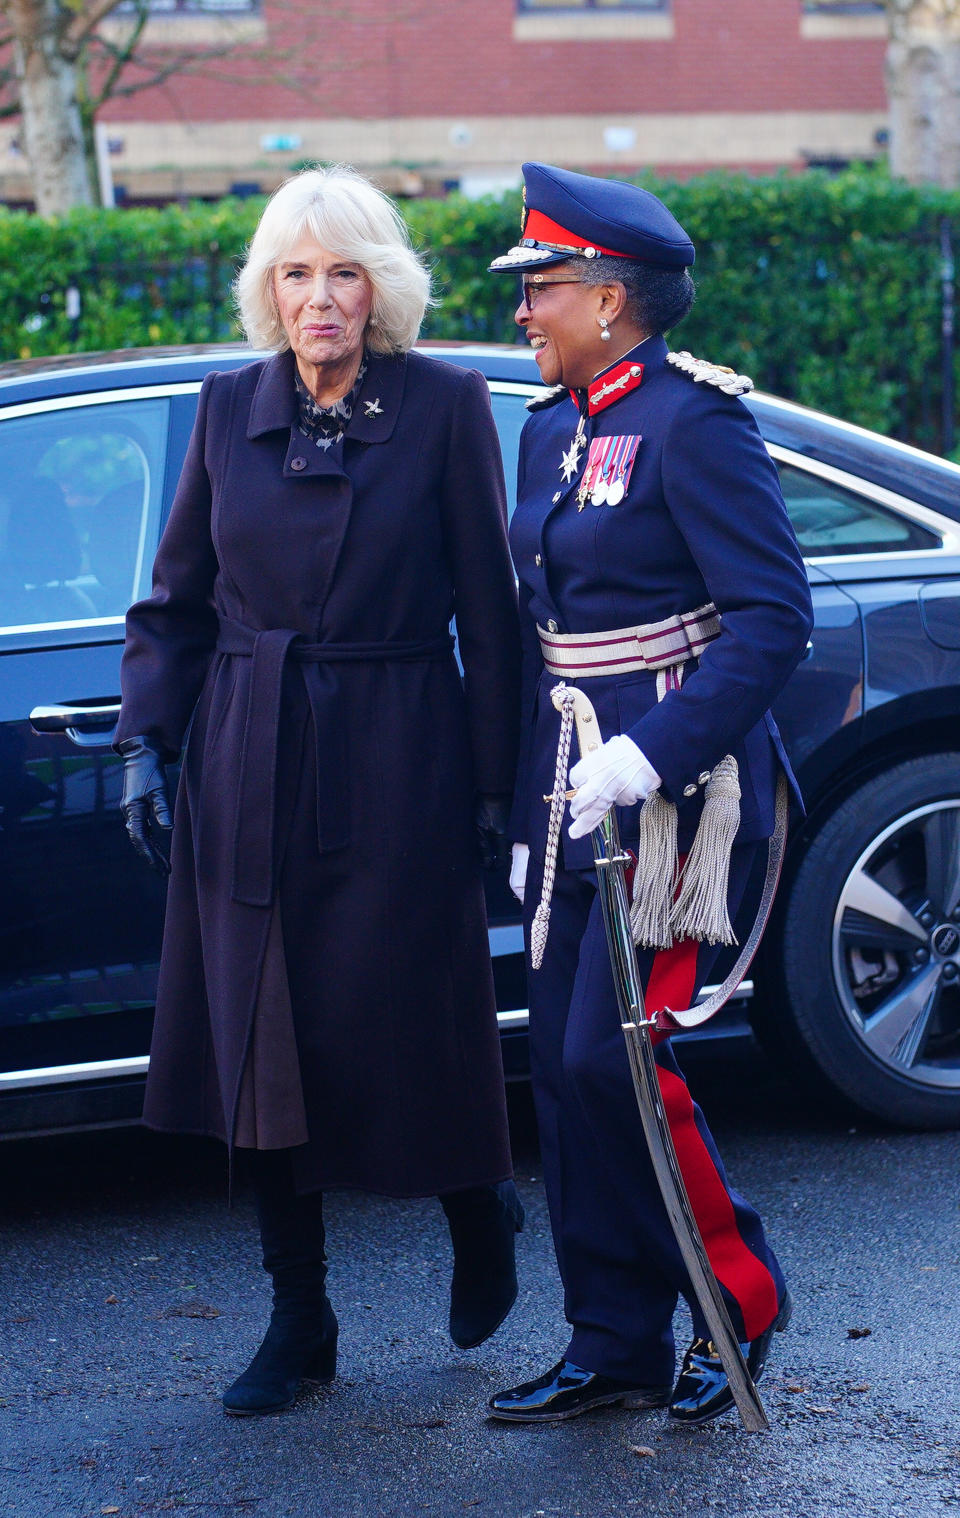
[{"xmin": 599, "ymin": 316, "xmax": 612, "ymax": 342}]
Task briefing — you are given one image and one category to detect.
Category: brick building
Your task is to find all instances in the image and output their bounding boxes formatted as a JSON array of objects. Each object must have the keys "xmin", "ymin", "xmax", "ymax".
[{"xmin": 3, "ymin": 0, "xmax": 890, "ymax": 203}]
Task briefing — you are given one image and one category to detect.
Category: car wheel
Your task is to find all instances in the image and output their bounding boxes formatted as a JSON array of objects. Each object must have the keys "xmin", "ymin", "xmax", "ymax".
[{"xmin": 764, "ymin": 754, "xmax": 960, "ymax": 1129}]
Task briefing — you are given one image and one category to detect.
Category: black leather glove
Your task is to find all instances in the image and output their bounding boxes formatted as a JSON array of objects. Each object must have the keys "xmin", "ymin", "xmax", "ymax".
[
  {"xmin": 475, "ymin": 793, "xmax": 512, "ymax": 872},
  {"xmin": 118, "ymin": 735, "xmax": 173, "ymax": 875}
]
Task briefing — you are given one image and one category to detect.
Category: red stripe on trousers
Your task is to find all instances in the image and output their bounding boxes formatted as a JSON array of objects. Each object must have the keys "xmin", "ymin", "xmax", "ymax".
[{"xmin": 644, "ymin": 936, "xmax": 778, "ymax": 1342}]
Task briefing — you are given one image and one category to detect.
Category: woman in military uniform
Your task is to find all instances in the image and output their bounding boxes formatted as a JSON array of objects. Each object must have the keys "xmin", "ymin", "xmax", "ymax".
[{"xmin": 487, "ymin": 162, "xmax": 813, "ymax": 1427}]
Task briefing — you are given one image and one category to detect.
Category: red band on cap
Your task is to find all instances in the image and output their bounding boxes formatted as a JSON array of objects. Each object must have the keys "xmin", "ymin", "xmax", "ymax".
[{"xmin": 523, "ymin": 208, "xmax": 627, "ymax": 259}]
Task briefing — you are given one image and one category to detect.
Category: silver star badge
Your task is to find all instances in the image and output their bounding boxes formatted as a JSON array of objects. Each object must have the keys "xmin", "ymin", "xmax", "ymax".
[
  {"xmin": 364, "ymin": 398, "xmax": 383, "ymax": 417},
  {"xmin": 559, "ymin": 437, "xmax": 584, "ymax": 484}
]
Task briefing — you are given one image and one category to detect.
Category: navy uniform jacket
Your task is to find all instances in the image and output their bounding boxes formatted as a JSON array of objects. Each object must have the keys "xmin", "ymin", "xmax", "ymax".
[{"xmin": 510, "ymin": 333, "xmax": 814, "ymax": 873}]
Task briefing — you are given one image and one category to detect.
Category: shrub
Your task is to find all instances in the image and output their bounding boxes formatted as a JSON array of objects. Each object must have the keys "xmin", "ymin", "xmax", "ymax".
[{"xmin": 2, "ymin": 167, "xmax": 957, "ymax": 452}]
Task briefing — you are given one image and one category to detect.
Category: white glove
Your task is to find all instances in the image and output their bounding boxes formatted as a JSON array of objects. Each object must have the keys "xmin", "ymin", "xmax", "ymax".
[
  {"xmin": 509, "ymin": 842, "xmax": 529, "ymax": 903},
  {"xmin": 568, "ymin": 734, "xmax": 660, "ymax": 839}
]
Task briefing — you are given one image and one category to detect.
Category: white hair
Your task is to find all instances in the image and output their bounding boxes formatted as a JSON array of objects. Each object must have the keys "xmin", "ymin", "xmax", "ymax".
[{"xmin": 235, "ymin": 165, "xmax": 433, "ymax": 354}]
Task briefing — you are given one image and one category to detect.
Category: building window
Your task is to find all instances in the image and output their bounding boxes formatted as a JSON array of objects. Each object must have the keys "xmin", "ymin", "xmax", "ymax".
[
  {"xmin": 113, "ymin": 0, "xmax": 260, "ymax": 13},
  {"xmin": 104, "ymin": 0, "xmax": 265, "ymax": 45},
  {"xmin": 514, "ymin": 0, "xmax": 672, "ymax": 39},
  {"xmin": 800, "ymin": 1, "xmax": 885, "ymax": 38},
  {"xmin": 802, "ymin": 2, "xmax": 883, "ymax": 11},
  {"xmin": 517, "ymin": 0, "xmax": 667, "ymax": 11}
]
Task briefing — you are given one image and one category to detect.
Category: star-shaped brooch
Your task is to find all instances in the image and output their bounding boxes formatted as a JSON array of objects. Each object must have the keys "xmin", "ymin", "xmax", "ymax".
[
  {"xmin": 364, "ymin": 398, "xmax": 383, "ymax": 417},
  {"xmin": 558, "ymin": 414, "xmax": 586, "ymax": 486},
  {"xmin": 559, "ymin": 435, "xmax": 584, "ymax": 484}
]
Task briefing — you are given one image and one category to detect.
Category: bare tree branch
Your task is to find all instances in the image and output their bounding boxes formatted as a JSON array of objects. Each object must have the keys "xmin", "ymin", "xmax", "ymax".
[
  {"xmin": 62, "ymin": 0, "xmax": 130, "ymax": 52},
  {"xmin": 93, "ymin": 44, "xmax": 238, "ymax": 102},
  {"xmin": 0, "ymin": 0, "xmax": 360, "ymax": 210},
  {"xmin": 85, "ymin": 0, "xmax": 149, "ymax": 109}
]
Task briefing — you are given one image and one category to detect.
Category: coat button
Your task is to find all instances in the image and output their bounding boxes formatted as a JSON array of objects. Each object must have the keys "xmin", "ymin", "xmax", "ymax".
[
  {"xmin": 546, "ymin": 619, "xmax": 559, "ymax": 633},
  {"xmin": 683, "ymin": 783, "xmax": 697, "ymax": 798},
  {"xmin": 290, "ymin": 455, "xmax": 307, "ymax": 472},
  {"xmin": 698, "ymin": 770, "xmax": 711, "ymax": 785},
  {"xmin": 535, "ymin": 553, "xmax": 542, "ymax": 567}
]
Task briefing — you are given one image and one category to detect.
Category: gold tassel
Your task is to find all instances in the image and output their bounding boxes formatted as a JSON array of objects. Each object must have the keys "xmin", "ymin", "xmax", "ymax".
[
  {"xmin": 670, "ymin": 756, "xmax": 741, "ymax": 946},
  {"xmin": 630, "ymin": 789, "xmax": 678, "ymax": 950}
]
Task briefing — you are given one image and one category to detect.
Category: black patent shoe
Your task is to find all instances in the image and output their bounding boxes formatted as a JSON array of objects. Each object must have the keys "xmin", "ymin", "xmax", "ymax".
[
  {"xmin": 443, "ymin": 1181, "xmax": 525, "ymax": 1350},
  {"xmin": 488, "ymin": 1359, "xmax": 672, "ymax": 1423},
  {"xmin": 222, "ymin": 1299, "xmax": 338, "ymax": 1416},
  {"xmin": 668, "ymin": 1289, "xmax": 793, "ymax": 1427}
]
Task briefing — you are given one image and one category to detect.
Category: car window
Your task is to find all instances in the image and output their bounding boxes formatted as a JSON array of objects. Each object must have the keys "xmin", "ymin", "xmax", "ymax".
[
  {"xmin": 488, "ymin": 387, "xmax": 531, "ymax": 520},
  {"xmin": 776, "ymin": 461, "xmax": 939, "ymax": 557},
  {"xmin": 0, "ymin": 397, "xmax": 169, "ymax": 637},
  {"xmin": 486, "ymin": 391, "xmax": 942, "ymax": 561}
]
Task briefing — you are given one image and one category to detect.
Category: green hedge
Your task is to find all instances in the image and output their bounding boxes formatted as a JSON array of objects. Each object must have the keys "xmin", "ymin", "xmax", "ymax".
[
  {"xmin": 0, "ymin": 200, "xmax": 258, "ymax": 354},
  {"xmin": 2, "ymin": 167, "xmax": 958, "ymax": 453}
]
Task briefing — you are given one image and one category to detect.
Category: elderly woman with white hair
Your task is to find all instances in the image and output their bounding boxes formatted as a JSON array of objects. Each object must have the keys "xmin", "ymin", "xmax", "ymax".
[{"xmin": 114, "ymin": 167, "xmax": 523, "ymax": 1416}]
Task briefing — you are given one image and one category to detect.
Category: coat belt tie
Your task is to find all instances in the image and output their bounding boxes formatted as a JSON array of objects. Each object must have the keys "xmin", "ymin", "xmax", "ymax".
[{"xmin": 215, "ymin": 618, "xmax": 455, "ymax": 907}]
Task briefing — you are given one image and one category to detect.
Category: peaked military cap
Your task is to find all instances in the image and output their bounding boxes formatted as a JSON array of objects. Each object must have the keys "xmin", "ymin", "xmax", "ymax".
[{"xmin": 489, "ymin": 161, "xmax": 695, "ymax": 274}]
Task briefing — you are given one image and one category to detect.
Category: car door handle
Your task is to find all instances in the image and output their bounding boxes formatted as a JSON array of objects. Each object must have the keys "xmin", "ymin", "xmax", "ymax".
[{"xmin": 30, "ymin": 701, "xmax": 121, "ymax": 746}]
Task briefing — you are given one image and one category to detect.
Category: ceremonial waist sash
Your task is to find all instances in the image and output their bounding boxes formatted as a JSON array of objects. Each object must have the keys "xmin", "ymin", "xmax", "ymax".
[
  {"xmin": 530, "ymin": 605, "xmax": 789, "ymax": 1031},
  {"xmin": 537, "ymin": 602, "xmax": 720, "ymax": 679},
  {"xmin": 532, "ymin": 600, "xmax": 745, "ymax": 963},
  {"xmin": 215, "ymin": 617, "xmax": 454, "ymax": 908}
]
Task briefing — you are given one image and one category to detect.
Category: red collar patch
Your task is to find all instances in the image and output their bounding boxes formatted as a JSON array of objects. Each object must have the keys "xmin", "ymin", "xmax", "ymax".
[{"xmin": 586, "ymin": 361, "xmax": 644, "ymax": 416}]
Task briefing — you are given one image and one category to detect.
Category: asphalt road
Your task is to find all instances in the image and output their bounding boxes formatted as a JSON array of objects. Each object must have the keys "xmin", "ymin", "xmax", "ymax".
[{"xmin": 1, "ymin": 1040, "xmax": 959, "ymax": 1518}]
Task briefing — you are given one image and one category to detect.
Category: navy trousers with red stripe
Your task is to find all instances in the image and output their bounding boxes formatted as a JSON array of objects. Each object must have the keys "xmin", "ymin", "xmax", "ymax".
[{"xmin": 523, "ymin": 844, "xmax": 784, "ymax": 1385}]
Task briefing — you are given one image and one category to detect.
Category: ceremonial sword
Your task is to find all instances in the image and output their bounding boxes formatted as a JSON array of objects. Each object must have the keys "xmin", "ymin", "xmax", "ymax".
[{"xmin": 552, "ymin": 681, "xmax": 769, "ymax": 1434}]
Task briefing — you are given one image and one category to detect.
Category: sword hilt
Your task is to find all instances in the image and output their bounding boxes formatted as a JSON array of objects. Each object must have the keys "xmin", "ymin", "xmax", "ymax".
[{"xmin": 550, "ymin": 682, "xmax": 605, "ymax": 761}]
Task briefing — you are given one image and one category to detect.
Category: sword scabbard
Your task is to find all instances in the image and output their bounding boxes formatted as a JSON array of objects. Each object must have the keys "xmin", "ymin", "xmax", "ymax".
[{"xmin": 549, "ymin": 679, "xmax": 770, "ymax": 1433}]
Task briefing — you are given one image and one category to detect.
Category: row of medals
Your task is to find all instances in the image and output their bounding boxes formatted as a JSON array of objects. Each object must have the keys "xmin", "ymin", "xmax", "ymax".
[{"xmin": 565, "ymin": 419, "xmax": 633, "ymax": 510}]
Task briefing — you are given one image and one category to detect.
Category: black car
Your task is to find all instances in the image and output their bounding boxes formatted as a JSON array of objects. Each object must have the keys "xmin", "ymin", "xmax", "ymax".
[{"xmin": 3, "ymin": 343, "xmax": 960, "ymax": 1137}]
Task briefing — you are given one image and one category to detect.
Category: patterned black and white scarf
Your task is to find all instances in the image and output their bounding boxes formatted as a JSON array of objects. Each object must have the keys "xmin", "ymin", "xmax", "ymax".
[{"xmin": 294, "ymin": 359, "xmax": 368, "ymax": 451}]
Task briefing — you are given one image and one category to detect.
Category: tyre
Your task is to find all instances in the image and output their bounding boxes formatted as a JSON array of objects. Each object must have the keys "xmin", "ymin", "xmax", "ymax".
[{"xmin": 763, "ymin": 754, "xmax": 960, "ymax": 1129}]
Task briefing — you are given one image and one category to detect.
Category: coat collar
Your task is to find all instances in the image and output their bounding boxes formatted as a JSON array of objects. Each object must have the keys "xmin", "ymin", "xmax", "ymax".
[
  {"xmin": 247, "ymin": 347, "xmax": 406, "ymax": 443},
  {"xmin": 569, "ymin": 333, "xmax": 668, "ymax": 418},
  {"xmin": 349, "ymin": 350, "xmax": 406, "ymax": 442},
  {"xmin": 247, "ymin": 349, "xmax": 298, "ymax": 438}
]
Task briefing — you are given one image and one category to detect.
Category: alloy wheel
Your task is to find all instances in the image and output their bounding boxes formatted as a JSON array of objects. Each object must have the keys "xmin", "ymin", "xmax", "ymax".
[{"xmin": 832, "ymin": 800, "xmax": 960, "ymax": 1093}]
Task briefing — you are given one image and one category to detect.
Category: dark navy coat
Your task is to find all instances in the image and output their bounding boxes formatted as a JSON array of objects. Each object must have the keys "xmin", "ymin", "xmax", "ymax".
[
  {"xmin": 510, "ymin": 334, "xmax": 813, "ymax": 873},
  {"xmin": 117, "ymin": 347, "xmax": 520, "ymax": 1197}
]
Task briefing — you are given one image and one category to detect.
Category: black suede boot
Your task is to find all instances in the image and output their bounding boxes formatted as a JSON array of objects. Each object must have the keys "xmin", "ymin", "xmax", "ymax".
[
  {"xmin": 223, "ymin": 1156, "xmax": 338, "ymax": 1416},
  {"xmin": 441, "ymin": 1180, "xmax": 524, "ymax": 1350}
]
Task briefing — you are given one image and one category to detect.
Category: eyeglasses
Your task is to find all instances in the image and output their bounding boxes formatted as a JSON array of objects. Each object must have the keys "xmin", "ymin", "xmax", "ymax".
[{"xmin": 521, "ymin": 278, "xmax": 585, "ymax": 310}]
